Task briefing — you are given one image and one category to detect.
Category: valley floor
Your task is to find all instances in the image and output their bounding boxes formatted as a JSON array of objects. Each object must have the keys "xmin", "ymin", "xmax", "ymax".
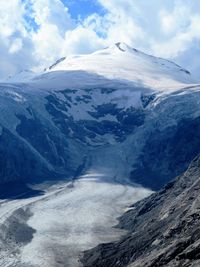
[{"xmin": 0, "ymin": 170, "xmax": 151, "ymax": 267}]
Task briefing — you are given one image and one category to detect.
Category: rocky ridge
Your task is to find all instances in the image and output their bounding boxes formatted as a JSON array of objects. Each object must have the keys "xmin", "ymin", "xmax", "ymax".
[{"xmin": 82, "ymin": 155, "xmax": 200, "ymax": 267}]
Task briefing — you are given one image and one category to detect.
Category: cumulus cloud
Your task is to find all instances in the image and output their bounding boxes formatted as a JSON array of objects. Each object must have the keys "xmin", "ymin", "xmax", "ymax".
[
  {"xmin": 0, "ymin": 0, "xmax": 200, "ymax": 80},
  {"xmin": 62, "ymin": 26, "xmax": 104, "ymax": 55},
  {"xmin": 0, "ymin": 0, "xmax": 35, "ymax": 79},
  {"xmin": 152, "ymin": 3, "xmax": 200, "ymax": 57},
  {"xmin": 0, "ymin": 0, "xmax": 26, "ymax": 38},
  {"xmin": 27, "ymin": 0, "xmax": 73, "ymax": 68}
]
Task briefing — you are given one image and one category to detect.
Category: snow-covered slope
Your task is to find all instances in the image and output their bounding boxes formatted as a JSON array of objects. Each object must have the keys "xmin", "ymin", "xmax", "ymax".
[
  {"xmin": 4, "ymin": 42, "xmax": 196, "ymax": 94},
  {"xmin": 0, "ymin": 43, "xmax": 200, "ymax": 266},
  {"xmin": 4, "ymin": 42, "xmax": 196, "ymax": 92},
  {"xmin": 43, "ymin": 42, "xmax": 195, "ymax": 91}
]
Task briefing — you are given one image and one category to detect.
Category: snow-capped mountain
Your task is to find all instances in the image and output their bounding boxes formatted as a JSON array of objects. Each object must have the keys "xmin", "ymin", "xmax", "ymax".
[
  {"xmin": 8, "ymin": 42, "xmax": 195, "ymax": 90},
  {"xmin": 44, "ymin": 42, "xmax": 194, "ymax": 91},
  {"xmin": 0, "ymin": 43, "xmax": 200, "ymax": 267}
]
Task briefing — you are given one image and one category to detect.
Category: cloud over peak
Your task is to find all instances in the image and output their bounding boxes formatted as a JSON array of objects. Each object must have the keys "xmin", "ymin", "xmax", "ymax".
[{"xmin": 0, "ymin": 0, "xmax": 200, "ymax": 80}]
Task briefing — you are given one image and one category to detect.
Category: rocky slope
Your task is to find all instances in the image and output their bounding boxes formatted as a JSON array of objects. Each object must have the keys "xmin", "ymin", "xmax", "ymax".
[{"xmin": 82, "ymin": 155, "xmax": 200, "ymax": 267}]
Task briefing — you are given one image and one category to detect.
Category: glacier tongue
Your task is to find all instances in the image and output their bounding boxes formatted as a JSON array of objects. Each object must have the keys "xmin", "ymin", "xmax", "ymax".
[{"xmin": 19, "ymin": 175, "xmax": 151, "ymax": 267}]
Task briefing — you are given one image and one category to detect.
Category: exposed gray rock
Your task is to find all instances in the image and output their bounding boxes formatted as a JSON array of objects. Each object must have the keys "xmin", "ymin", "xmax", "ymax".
[
  {"xmin": 0, "ymin": 207, "xmax": 36, "ymax": 266},
  {"xmin": 82, "ymin": 155, "xmax": 200, "ymax": 267}
]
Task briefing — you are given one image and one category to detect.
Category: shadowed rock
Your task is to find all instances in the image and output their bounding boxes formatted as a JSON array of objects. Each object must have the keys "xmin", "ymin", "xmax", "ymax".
[{"xmin": 82, "ymin": 155, "xmax": 200, "ymax": 267}]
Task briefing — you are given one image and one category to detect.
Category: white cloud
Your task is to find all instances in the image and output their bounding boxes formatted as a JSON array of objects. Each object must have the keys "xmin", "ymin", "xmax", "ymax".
[
  {"xmin": 0, "ymin": 0, "xmax": 35, "ymax": 79},
  {"xmin": 28, "ymin": 0, "xmax": 74, "ymax": 68},
  {"xmin": 152, "ymin": 16, "xmax": 200, "ymax": 58},
  {"xmin": 0, "ymin": 0, "xmax": 200, "ymax": 80},
  {"xmin": 152, "ymin": 8, "xmax": 200, "ymax": 58},
  {"xmin": 62, "ymin": 26, "xmax": 104, "ymax": 55},
  {"xmin": 96, "ymin": 0, "xmax": 200, "ymax": 78},
  {"xmin": 0, "ymin": 0, "xmax": 26, "ymax": 38},
  {"xmin": 32, "ymin": 23, "xmax": 64, "ymax": 66},
  {"xmin": 96, "ymin": 0, "xmax": 145, "ymax": 45},
  {"xmin": 9, "ymin": 38, "xmax": 23, "ymax": 54},
  {"xmin": 29, "ymin": 0, "xmax": 72, "ymax": 32}
]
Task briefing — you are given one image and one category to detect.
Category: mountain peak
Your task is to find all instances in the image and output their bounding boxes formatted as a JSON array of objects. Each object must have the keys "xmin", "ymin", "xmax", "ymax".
[
  {"xmin": 42, "ymin": 42, "xmax": 193, "ymax": 91},
  {"xmin": 114, "ymin": 42, "xmax": 137, "ymax": 53}
]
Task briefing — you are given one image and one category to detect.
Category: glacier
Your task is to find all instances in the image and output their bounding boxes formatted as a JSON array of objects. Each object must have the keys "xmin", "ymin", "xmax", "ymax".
[{"xmin": 0, "ymin": 43, "xmax": 200, "ymax": 266}]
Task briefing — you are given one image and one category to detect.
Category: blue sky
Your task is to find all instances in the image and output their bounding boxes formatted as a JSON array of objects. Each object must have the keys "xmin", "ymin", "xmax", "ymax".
[
  {"xmin": 0, "ymin": 0, "xmax": 200, "ymax": 80},
  {"xmin": 63, "ymin": 0, "xmax": 105, "ymax": 20}
]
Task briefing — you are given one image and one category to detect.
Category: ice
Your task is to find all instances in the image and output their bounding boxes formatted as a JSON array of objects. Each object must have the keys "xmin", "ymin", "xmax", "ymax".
[{"xmin": 20, "ymin": 173, "xmax": 152, "ymax": 267}]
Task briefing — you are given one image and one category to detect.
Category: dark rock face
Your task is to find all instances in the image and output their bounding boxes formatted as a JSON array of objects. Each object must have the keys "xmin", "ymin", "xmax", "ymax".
[
  {"xmin": 0, "ymin": 180, "xmax": 44, "ymax": 199},
  {"xmin": 82, "ymin": 155, "xmax": 200, "ymax": 267},
  {"xmin": 0, "ymin": 207, "xmax": 36, "ymax": 264},
  {"xmin": 0, "ymin": 127, "xmax": 51, "ymax": 184},
  {"xmin": 131, "ymin": 116, "xmax": 200, "ymax": 190},
  {"xmin": 16, "ymin": 114, "xmax": 69, "ymax": 170},
  {"xmin": 46, "ymin": 89, "xmax": 145, "ymax": 143}
]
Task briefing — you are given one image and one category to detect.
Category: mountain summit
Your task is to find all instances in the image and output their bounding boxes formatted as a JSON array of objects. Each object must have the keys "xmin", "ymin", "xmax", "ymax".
[
  {"xmin": 5, "ymin": 43, "xmax": 194, "ymax": 92},
  {"xmin": 42, "ymin": 42, "xmax": 194, "ymax": 91}
]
